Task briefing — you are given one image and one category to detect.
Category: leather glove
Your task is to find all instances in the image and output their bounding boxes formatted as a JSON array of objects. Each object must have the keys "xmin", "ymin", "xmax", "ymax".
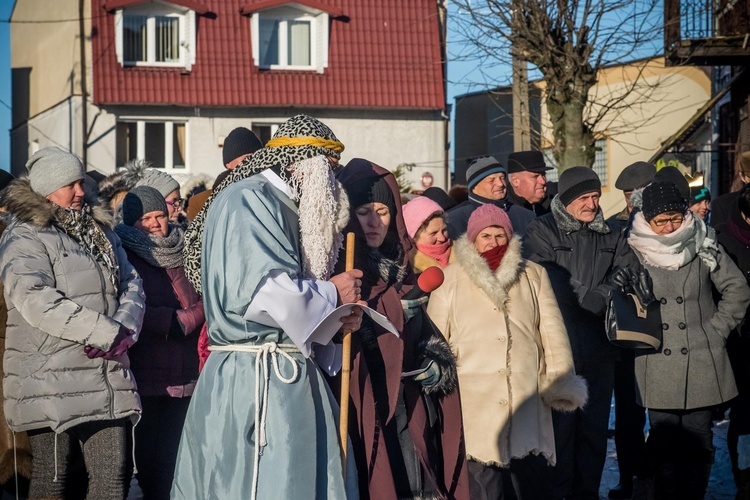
[
  {"xmin": 609, "ymin": 267, "xmax": 632, "ymax": 292},
  {"xmin": 631, "ymin": 268, "xmax": 656, "ymax": 306},
  {"xmin": 103, "ymin": 325, "xmax": 136, "ymax": 359}
]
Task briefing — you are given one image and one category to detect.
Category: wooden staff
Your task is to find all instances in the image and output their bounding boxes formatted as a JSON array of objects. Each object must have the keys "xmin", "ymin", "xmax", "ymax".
[{"xmin": 339, "ymin": 232, "xmax": 355, "ymax": 474}]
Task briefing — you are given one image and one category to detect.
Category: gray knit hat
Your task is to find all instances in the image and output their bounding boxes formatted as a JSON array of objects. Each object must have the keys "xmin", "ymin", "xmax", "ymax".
[
  {"xmin": 26, "ymin": 147, "xmax": 85, "ymax": 197},
  {"xmin": 558, "ymin": 166, "xmax": 601, "ymax": 206},
  {"xmin": 466, "ymin": 156, "xmax": 505, "ymax": 189},
  {"xmin": 136, "ymin": 169, "xmax": 180, "ymax": 198},
  {"xmin": 122, "ymin": 186, "xmax": 168, "ymax": 226}
]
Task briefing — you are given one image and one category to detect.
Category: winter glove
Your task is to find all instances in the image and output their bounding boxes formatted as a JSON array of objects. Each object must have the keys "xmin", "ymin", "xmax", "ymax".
[
  {"xmin": 609, "ymin": 267, "xmax": 632, "ymax": 291},
  {"xmin": 84, "ymin": 346, "xmax": 107, "ymax": 359},
  {"xmin": 103, "ymin": 325, "xmax": 136, "ymax": 359},
  {"xmin": 403, "ymin": 359, "xmax": 441, "ymax": 388},
  {"xmin": 632, "ymin": 268, "xmax": 656, "ymax": 306}
]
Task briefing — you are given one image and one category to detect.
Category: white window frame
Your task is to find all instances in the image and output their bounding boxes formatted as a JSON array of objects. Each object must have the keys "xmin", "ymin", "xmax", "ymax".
[
  {"xmin": 117, "ymin": 119, "xmax": 189, "ymax": 174},
  {"xmin": 250, "ymin": 5, "xmax": 330, "ymax": 73},
  {"xmin": 115, "ymin": 3, "xmax": 197, "ymax": 70}
]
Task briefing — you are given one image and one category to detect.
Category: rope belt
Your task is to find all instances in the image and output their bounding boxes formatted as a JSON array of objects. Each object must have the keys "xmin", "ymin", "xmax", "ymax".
[{"xmin": 208, "ymin": 342, "xmax": 301, "ymax": 500}]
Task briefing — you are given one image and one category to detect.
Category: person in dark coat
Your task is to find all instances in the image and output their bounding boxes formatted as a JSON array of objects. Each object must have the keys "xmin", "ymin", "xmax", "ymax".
[
  {"xmin": 605, "ymin": 161, "xmax": 655, "ymax": 499},
  {"xmin": 336, "ymin": 159, "xmax": 470, "ymax": 499},
  {"xmin": 115, "ymin": 186, "xmax": 204, "ymax": 500},
  {"xmin": 714, "ymin": 183, "xmax": 750, "ymax": 499},
  {"xmin": 506, "ymin": 150, "xmax": 554, "ymax": 217},
  {"xmin": 627, "ymin": 181, "xmax": 749, "ymax": 499},
  {"xmin": 524, "ymin": 167, "xmax": 643, "ymax": 500},
  {"xmin": 712, "ymin": 151, "xmax": 750, "ymax": 227},
  {"xmin": 447, "ymin": 156, "xmax": 535, "ymax": 239}
]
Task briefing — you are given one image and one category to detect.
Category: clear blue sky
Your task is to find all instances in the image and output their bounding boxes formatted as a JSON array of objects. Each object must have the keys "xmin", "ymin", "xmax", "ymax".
[{"xmin": 0, "ymin": 1, "xmax": 13, "ymax": 174}]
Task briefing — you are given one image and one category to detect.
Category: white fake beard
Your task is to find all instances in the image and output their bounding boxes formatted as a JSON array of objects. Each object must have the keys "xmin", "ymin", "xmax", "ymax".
[{"xmin": 291, "ymin": 156, "xmax": 350, "ymax": 280}]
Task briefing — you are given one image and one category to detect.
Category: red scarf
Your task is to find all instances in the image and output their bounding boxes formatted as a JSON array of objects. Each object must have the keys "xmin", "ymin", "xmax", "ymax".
[
  {"xmin": 417, "ymin": 240, "xmax": 452, "ymax": 268},
  {"xmin": 481, "ymin": 244, "xmax": 508, "ymax": 271}
]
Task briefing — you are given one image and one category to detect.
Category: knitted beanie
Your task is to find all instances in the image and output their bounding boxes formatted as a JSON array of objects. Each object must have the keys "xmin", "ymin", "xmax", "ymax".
[
  {"xmin": 122, "ymin": 185, "xmax": 168, "ymax": 226},
  {"xmin": 558, "ymin": 166, "xmax": 601, "ymax": 206},
  {"xmin": 653, "ymin": 166, "xmax": 690, "ymax": 199},
  {"xmin": 403, "ymin": 196, "xmax": 444, "ymax": 238},
  {"xmin": 345, "ymin": 173, "xmax": 395, "ymax": 214},
  {"xmin": 466, "ymin": 156, "xmax": 505, "ymax": 190},
  {"xmin": 223, "ymin": 127, "xmax": 263, "ymax": 166},
  {"xmin": 26, "ymin": 147, "xmax": 85, "ymax": 197},
  {"xmin": 136, "ymin": 169, "xmax": 180, "ymax": 198},
  {"xmin": 641, "ymin": 181, "xmax": 688, "ymax": 222},
  {"xmin": 466, "ymin": 203, "xmax": 514, "ymax": 243},
  {"xmin": 689, "ymin": 185, "xmax": 711, "ymax": 205}
]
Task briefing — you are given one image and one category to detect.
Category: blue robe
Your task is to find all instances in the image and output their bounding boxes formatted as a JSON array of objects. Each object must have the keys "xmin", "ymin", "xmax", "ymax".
[{"xmin": 171, "ymin": 175, "xmax": 351, "ymax": 499}]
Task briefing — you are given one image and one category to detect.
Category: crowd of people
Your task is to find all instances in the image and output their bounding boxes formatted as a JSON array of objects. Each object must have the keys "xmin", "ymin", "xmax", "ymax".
[{"xmin": 0, "ymin": 114, "xmax": 748, "ymax": 500}]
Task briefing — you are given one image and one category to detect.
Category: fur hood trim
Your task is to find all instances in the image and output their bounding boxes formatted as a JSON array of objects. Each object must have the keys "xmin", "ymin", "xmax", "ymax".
[
  {"xmin": 551, "ymin": 196, "xmax": 610, "ymax": 235},
  {"xmin": 540, "ymin": 371, "xmax": 588, "ymax": 412},
  {"xmin": 0, "ymin": 179, "xmax": 113, "ymax": 229},
  {"xmin": 453, "ymin": 234, "xmax": 525, "ymax": 310},
  {"xmin": 98, "ymin": 171, "xmax": 133, "ymax": 204},
  {"xmin": 180, "ymin": 174, "xmax": 212, "ymax": 198},
  {"xmin": 420, "ymin": 333, "xmax": 459, "ymax": 396}
]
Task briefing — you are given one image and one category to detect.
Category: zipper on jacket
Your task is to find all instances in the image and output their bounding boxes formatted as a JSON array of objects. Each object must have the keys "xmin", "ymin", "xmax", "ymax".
[{"xmin": 103, "ymin": 361, "xmax": 115, "ymax": 419}]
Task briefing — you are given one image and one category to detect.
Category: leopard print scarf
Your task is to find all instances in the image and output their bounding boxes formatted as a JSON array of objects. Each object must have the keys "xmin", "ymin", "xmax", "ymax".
[
  {"xmin": 183, "ymin": 114, "xmax": 345, "ymax": 292},
  {"xmin": 54, "ymin": 205, "xmax": 119, "ymax": 288}
]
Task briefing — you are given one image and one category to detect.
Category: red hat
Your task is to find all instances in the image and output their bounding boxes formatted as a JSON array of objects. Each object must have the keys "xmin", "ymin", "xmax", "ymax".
[{"xmin": 466, "ymin": 204, "xmax": 513, "ymax": 243}]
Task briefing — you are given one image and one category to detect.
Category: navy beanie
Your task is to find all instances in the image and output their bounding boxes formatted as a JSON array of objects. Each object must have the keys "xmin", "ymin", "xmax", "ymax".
[
  {"xmin": 558, "ymin": 167, "xmax": 601, "ymax": 206},
  {"xmin": 641, "ymin": 181, "xmax": 688, "ymax": 222}
]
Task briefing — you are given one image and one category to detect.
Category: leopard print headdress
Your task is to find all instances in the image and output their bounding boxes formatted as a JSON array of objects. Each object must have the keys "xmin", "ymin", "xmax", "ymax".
[{"xmin": 183, "ymin": 114, "xmax": 345, "ymax": 292}]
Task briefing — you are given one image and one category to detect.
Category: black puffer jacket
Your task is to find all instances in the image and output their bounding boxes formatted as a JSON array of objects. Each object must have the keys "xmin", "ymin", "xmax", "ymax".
[{"xmin": 524, "ymin": 196, "xmax": 641, "ymax": 370}]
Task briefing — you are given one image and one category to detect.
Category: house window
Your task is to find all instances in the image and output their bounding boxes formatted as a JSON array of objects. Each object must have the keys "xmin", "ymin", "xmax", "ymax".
[
  {"xmin": 251, "ymin": 6, "xmax": 329, "ymax": 72},
  {"xmin": 251, "ymin": 123, "xmax": 280, "ymax": 146},
  {"xmin": 117, "ymin": 121, "xmax": 187, "ymax": 172},
  {"xmin": 542, "ymin": 138, "xmax": 608, "ymax": 186},
  {"xmin": 115, "ymin": 5, "xmax": 196, "ymax": 69}
]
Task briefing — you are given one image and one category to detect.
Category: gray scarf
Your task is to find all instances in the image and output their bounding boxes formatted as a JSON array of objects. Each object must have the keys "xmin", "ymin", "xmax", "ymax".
[
  {"xmin": 115, "ymin": 223, "xmax": 185, "ymax": 269},
  {"xmin": 54, "ymin": 205, "xmax": 119, "ymax": 287}
]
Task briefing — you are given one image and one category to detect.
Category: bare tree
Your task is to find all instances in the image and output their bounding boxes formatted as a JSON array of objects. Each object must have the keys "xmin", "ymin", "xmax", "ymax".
[{"xmin": 452, "ymin": 0, "xmax": 663, "ymax": 170}]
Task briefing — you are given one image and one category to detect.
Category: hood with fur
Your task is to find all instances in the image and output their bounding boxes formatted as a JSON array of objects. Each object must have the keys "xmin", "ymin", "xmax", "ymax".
[
  {"xmin": 0, "ymin": 179, "xmax": 113, "ymax": 229},
  {"xmin": 453, "ymin": 233, "xmax": 525, "ymax": 311}
]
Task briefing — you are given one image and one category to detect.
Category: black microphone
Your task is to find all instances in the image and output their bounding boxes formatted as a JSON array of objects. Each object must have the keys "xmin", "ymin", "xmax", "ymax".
[{"xmin": 402, "ymin": 266, "xmax": 445, "ymax": 301}]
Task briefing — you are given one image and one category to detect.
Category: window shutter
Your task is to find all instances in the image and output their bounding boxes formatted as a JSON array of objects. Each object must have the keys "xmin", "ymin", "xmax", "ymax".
[
  {"xmin": 115, "ymin": 9, "xmax": 124, "ymax": 65},
  {"xmin": 185, "ymin": 10, "xmax": 196, "ymax": 70},
  {"xmin": 315, "ymin": 13, "xmax": 329, "ymax": 74},
  {"xmin": 251, "ymin": 13, "xmax": 260, "ymax": 66}
]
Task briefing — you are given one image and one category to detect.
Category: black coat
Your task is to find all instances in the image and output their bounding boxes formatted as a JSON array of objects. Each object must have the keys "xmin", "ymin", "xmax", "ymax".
[
  {"xmin": 446, "ymin": 195, "xmax": 535, "ymax": 240},
  {"xmin": 711, "ymin": 191, "xmax": 741, "ymax": 228},
  {"xmin": 524, "ymin": 197, "xmax": 641, "ymax": 370}
]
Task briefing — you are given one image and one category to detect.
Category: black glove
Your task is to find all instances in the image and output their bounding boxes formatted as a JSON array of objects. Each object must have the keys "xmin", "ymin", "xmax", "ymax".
[
  {"xmin": 632, "ymin": 268, "xmax": 656, "ymax": 306},
  {"xmin": 609, "ymin": 267, "xmax": 632, "ymax": 291}
]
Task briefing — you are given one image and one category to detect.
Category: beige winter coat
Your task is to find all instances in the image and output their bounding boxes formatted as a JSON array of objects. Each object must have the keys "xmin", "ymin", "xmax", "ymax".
[{"xmin": 427, "ymin": 235, "xmax": 587, "ymax": 467}]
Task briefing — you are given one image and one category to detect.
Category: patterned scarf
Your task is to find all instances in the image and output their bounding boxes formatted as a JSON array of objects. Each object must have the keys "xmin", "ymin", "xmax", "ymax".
[
  {"xmin": 628, "ymin": 211, "xmax": 719, "ymax": 271},
  {"xmin": 416, "ymin": 240, "xmax": 452, "ymax": 268},
  {"xmin": 54, "ymin": 205, "xmax": 119, "ymax": 287},
  {"xmin": 183, "ymin": 114, "xmax": 345, "ymax": 292},
  {"xmin": 115, "ymin": 223, "xmax": 185, "ymax": 269}
]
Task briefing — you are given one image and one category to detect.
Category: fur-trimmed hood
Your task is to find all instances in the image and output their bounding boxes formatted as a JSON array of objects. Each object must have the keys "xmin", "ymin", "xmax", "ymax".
[
  {"xmin": 551, "ymin": 195, "xmax": 611, "ymax": 235},
  {"xmin": 0, "ymin": 179, "xmax": 113, "ymax": 229},
  {"xmin": 453, "ymin": 234, "xmax": 525, "ymax": 310}
]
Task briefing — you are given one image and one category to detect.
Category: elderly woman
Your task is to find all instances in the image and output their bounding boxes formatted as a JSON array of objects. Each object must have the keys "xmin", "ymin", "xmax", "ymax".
[
  {"xmin": 114, "ymin": 186, "xmax": 203, "ymax": 500},
  {"xmin": 403, "ymin": 196, "xmax": 455, "ymax": 273},
  {"xmin": 427, "ymin": 203, "xmax": 587, "ymax": 499},
  {"xmin": 124, "ymin": 159, "xmax": 184, "ymax": 223},
  {"xmin": 0, "ymin": 147, "xmax": 144, "ymax": 499},
  {"xmin": 627, "ymin": 181, "xmax": 750, "ymax": 499},
  {"xmin": 336, "ymin": 159, "xmax": 469, "ymax": 499}
]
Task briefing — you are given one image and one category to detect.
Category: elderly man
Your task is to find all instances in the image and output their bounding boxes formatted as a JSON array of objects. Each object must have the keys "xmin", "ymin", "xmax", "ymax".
[
  {"xmin": 607, "ymin": 161, "xmax": 656, "ymax": 234},
  {"xmin": 447, "ymin": 156, "xmax": 535, "ymax": 239},
  {"xmin": 525, "ymin": 167, "xmax": 642, "ymax": 500},
  {"xmin": 506, "ymin": 150, "xmax": 554, "ymax": 216},
  {"xmin": 174, "ymin": 115, "xmax": 363, "ymax": 499}
]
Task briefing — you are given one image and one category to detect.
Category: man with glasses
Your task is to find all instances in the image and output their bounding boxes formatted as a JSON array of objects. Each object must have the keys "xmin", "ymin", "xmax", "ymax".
[{"xmin": 525, "ymin": 167, "xmax": 643, "ymax": 500}]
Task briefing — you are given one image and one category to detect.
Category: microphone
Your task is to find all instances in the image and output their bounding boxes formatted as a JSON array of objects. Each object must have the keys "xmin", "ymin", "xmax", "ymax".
[{"xmin": 402, "ymin": 266, "xmax": 445, "ymax": 301}]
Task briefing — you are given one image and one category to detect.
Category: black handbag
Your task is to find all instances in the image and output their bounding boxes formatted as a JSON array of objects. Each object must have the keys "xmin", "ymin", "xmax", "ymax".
[{"xmin": 605, "ymin": 288, "xmax": 662, "ymax": 349}]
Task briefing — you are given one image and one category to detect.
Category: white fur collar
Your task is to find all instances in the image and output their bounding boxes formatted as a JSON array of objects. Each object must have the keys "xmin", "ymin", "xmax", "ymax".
[{"xmin": 453, "ymin": 235, "xmax": 525, "ymax": 310}]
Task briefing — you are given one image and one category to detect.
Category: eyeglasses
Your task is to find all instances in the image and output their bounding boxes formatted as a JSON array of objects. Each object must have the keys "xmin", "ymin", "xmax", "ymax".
[
  {"xmin": 165, "ymin": 198, "xmax": 184, "ymax": 208},
  {"xmin": 652, "ymin": 214, "xmax": 684, "ymax": 227}
]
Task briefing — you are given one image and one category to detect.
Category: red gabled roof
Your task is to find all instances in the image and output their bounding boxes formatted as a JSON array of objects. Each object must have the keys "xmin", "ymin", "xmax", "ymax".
[
  {"xmin": 239, "ymin": 0, "xmax": 344, "ymax": 18},
  {"xmin": 91, "ymin": 0, "xmax": 445, "ymax": 110},
  {"xmin": 103, "ymin": 0, "xmax": 210, "ymax": 15}
]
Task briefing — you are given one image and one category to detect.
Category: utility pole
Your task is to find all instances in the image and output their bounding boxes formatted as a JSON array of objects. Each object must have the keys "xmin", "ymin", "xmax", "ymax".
[
  {"xmin": 512, "ymin": 53, "xmax": 530, "ymax": 151},
  {"xmin": 78, "ymin": 0, "xmax": 88, "ymax": 169}
]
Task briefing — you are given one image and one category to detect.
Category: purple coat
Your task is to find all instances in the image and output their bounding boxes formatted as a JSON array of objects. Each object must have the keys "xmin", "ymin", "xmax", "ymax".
[{"xmin": 125, "ymin": 251, "xmax": 203, "ymax": 397}]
